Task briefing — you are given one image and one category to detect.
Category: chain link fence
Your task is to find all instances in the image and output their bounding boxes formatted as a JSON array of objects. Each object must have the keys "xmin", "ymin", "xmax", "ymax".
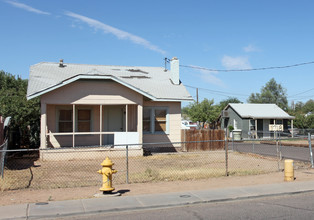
[{"xmin": 0, "ymin": 134, "xmax": 312, "ymax": 191}]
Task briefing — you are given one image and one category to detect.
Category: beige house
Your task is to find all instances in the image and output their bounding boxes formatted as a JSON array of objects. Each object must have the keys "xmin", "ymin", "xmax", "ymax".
[{"xmin": 27, "ymin": 58, "xmax": 193, "ymax": 152}]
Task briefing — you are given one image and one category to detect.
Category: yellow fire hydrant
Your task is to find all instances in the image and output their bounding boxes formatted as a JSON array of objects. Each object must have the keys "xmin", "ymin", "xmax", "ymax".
[
  {"xmin": 284, "ymin": 159, "xmax": 294, "ymax": 182},
  {"xmin": 97, "ymin": 157, "xmax": 117, "ymax": 193}
]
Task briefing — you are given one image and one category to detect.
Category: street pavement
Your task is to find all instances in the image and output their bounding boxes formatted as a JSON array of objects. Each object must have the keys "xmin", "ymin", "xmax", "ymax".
[
  {"xmin": 231, "ymin": 142, "xmax": 312, "ymax": 162},
  {"xmin": 1, "ymin": 180, "xmax": 314, "ymax": 220}
]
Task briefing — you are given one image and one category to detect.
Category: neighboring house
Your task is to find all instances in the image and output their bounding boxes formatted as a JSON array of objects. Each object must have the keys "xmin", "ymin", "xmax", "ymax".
[
  {"xmin": 219, "ymin": 103, "xmax": 295, "ymax": 139},
  {"xmin": 27, "ymin": 58, "xmax": 193, "ymax": 150}
]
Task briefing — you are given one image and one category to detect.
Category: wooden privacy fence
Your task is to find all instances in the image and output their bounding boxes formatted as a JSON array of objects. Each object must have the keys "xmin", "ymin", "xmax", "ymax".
[{"xmin": 181, "ymin": 129, "xmax": 225, "ymax": 152}]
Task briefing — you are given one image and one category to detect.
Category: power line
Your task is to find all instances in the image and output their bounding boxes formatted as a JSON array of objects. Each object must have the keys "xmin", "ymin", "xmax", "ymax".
[
  {"xmin": 288, "ymin": 87, "xmax": 314, "ymax": 98},
  {"xmin": 185, "ymin": 85, "xmax": 248, "ymax": 97},
  {"xmin": 166, "ymin": 58, "xmax": 314, "ymax": 72}
]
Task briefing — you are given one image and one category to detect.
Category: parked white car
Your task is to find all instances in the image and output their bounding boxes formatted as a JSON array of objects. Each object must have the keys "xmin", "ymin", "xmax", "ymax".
[{"xmin": 181, "ymin": 120, "xmax": 198, "ymax": 130}]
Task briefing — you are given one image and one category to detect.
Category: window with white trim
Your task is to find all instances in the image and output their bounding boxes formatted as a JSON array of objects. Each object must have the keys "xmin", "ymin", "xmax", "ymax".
[{"xmin": 143, "ymin": 107, "xmax": 168, "ymax": 134}]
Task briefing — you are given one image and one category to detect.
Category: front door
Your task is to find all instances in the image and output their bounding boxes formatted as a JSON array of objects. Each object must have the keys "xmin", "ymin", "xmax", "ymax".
[
  {"xmin": 263, "ymin": 119, "xmax": 270, "ymax": 138},
  {"xmin": 103, "ymin": 106, "xmax": 125, "ymax": 144}
]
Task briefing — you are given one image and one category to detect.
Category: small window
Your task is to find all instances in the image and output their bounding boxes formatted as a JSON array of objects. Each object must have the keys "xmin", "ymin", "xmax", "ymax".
[
  {"xmin": 143, "ymin": 107, "xmax": 168, "ymax": 134},
  {"xmin": 59, "ymin": 110, "xmax": 73, "ymax": 132}
]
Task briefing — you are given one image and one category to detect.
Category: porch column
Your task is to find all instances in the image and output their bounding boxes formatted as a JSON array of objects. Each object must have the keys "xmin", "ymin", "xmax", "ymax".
[
  {"xmin": 291, "ymin": 119, "xmax": 294, "ymax": 138},
  {"xmin": 126, "ymin": 105, "xmax": 128, "ymax": 132},
  {"xmin": 72, "ymin": 104, "xmax": 75, "ymax": 148},
  {"xmin": 40, "ymin": 103, "xmax": 47, "ymax": 149},
  {"xmin": 100, "ymin": 105, "xmax": 102, "ymax": 146},
  {"xmin": 137, "ymin": 104, "xmax": 143, "ymax": 144},
  {"xmin": 255, "ymin": 119, "xmax": 258, "ymax": 139}
]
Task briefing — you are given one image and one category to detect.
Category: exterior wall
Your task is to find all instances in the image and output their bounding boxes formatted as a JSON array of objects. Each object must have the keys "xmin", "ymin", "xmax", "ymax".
[
  {"xmin": 221, "ymin": 107, "xmax": 245, "ymax": 137},
  {"xmin": 41, "ymin": 80, "xmax": 142, "ymax": 105},
  {"xmin": 143, "ymin": 101, "xmax": 181, "ymax": 144}
]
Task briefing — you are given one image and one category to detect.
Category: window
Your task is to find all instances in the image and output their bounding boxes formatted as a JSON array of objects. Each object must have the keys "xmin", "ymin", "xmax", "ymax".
[
  {"xmin": 143, "ymin": 107, "xmax": 168, "ymax": 134},
  {"xmin": 59, "ymin": 110, "xmax": 73, "ymax": 132},
  {"xmin": 143, "ymin": 108, "xmax": 151, "ymax": 132},
  {"xmin": 57, "ymin": 108, "xmax": 92, "ymax": 132},
  {"xmin": 77, "ymin": 109, "xmax": 91, "ymax": 132}
]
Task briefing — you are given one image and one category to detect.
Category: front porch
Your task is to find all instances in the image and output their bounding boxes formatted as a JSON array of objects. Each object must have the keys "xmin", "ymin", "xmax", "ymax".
[
  {"xmin": 248, "ymin": 118, "xmax": 294, "ymax": 139},
  {"xmin": 40, "ymin": 104, "xmax": 143, "ymax": 149}
]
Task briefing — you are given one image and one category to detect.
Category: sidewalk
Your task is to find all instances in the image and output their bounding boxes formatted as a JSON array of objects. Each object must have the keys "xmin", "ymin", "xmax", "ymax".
[{"xmin": 1, "ymin": 180, "xmax": 314, "ymax": 220}]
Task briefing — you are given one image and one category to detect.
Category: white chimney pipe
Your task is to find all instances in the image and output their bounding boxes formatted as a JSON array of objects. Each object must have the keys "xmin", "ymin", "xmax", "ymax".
[{"xmin": 170, "ymin": 57, "xmax": 180, "ymax": 85}]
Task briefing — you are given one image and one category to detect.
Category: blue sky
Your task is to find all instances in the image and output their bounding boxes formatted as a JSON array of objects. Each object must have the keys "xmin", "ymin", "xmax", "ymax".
[{"xmin": 1, "ymin": 0, "xmax": 314, "ymax": 106}]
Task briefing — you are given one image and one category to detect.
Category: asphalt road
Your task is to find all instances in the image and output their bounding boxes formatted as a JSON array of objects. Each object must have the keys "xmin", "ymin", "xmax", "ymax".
[
  {"xmin": 231, "ymin": 142, "xmax": 312, "ymax": 162},
  {"xmin": 55, "ymin": 191, "xmax": 314, "ymax": 220}
]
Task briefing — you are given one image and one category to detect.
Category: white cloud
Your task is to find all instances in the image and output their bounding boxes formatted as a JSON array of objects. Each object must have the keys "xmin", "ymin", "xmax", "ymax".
[
  {"xmin": 243, "ymin": 44, "xmax": 259, "ymax": 52},
  {"xmin": 5, "ymin": 0, "xmax": 50, "ymax": 15},
  {"xmin": 221, "ymin": 55, "xmax": 251, "ymax": 70},
  {"xmin": 65, "ymin": 11, "xmax": 166, "ymax": 55}
]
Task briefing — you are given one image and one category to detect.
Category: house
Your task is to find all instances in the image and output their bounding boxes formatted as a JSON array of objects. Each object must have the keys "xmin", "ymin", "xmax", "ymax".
[
  {"xmin": 220, "ymin": 103, "xmax": 295, "ymax": 139},
  {"xmin": 26, "ymin": 58, "xmax": 193, "ymax": 155}
]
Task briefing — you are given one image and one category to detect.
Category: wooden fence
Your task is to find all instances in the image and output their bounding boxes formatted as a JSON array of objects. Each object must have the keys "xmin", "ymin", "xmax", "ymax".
[{"xmin": 181, "ymin": 129, "xmax": 225, "ymax": 152}]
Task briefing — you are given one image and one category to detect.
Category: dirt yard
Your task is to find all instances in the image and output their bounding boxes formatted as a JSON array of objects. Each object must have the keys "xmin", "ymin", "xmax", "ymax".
[
  {"xmin": 1, "ymin": 168, "xmax": 314, "ymax": 206},
  {"xmin": 1, "ymin": 151, "xmax": 305, "ymax": 191}
]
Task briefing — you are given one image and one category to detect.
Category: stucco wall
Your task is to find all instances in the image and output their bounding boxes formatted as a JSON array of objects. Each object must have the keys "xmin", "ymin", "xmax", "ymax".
[
  {"xmin": 41, "ymin": 79, "xmax": 143, "ymax": 105},
  {"xmin": 143, "ymin": 101, "xmax": 181, "ymax": 144}
]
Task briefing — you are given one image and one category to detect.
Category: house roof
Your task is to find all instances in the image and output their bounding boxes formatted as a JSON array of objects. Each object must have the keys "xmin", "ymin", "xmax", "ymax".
[
  {"xmin": 226, "ymin": 103, "xmax": 295, "ymax": 119},
  {"xmin": 27, "ymin": 62, "xmax": 193, "ymax": 102}
]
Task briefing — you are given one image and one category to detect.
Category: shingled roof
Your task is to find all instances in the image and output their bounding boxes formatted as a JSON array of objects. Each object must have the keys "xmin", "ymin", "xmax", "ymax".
[{"xmin": 27, "ymin": 61, "xmax": 193, "ymax": 102}]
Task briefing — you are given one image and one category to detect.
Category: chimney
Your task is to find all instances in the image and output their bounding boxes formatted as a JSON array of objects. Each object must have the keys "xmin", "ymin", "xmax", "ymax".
[
  {"xmin": 59, "ymin": 59, "xmax": 64, "ymax": 67},
  {"xmin": 170, "ymin": 57, "xmax": 180, "ymax": 85}
]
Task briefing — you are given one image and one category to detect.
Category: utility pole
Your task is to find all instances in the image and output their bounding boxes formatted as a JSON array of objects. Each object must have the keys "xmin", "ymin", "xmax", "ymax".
[{"xmin": 196, "ymin": 88, "xmax": 199, "ymax": 104}]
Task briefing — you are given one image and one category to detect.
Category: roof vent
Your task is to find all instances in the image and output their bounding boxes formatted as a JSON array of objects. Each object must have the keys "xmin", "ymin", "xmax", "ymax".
[{"xmin": 59, "ymin": 59, "xmax": 65, "ymax": 68}]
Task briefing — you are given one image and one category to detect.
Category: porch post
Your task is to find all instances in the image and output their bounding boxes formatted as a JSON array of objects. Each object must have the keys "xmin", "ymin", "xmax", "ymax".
[
  {"xmin": 100, "ymin": 105, "xmax": 102, "ymax": 146},
  {"xmin": 291, "ymin": 119, "xmax": 294, "ymax": 138},
  {"xmin": 137, "ymin": 104, "xmax": 143, "ymax": 144},
  {"xmin": 126, "ymin": 104, "xmax": 128, "ymax": 132},
  {"xmin": 255, "ymin": 119, "xmax": 258, "ymax": 139},
  {"xmin": 72, "ymin": 104, "xmax": 75, "ymax": 148},
  {"xmin": 40, "ymin": 103, "xmax": 47, "ymax": 149}
]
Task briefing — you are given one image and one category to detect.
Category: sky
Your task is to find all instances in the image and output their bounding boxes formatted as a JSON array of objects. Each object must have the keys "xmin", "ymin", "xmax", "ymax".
[{"xmin": 1, "ymin": 0, "xmax": 314, "ymax": 107}]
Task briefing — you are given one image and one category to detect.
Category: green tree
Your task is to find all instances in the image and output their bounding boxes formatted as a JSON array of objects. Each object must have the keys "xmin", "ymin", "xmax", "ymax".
[
  {"xmin": 247, "ymin": 78, "xmax": 288, "ymax": 110},
  {"xmin": 184, "ymin": 99, "xmax": 219, "ymax": 127},
  {"xmin": 0, "ymin": 70, "xmax": 40, "ymax": 148},
  {"xmin": 218, "ymin": 97, "xmax": 242, "ymax": 111},
  {"xmin": 302, "ymin": 99, "xmax": 314, "ymax": 114}
]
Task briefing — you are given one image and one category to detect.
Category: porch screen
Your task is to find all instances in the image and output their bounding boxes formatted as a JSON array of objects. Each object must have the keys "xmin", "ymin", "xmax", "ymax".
[
  {"xmin": 77, "ymin": 109, "xmax": 91, "ymax": 132},
  {"xmin": 59, "ymin": 110, "xmax": 72, "ymax": 132}
]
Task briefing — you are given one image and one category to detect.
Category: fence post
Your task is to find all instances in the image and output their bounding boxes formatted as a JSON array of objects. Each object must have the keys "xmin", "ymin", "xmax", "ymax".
[
  {"xmin": 126, "ymin": 145, "xmax": 129, "ymax": 184},
  {"xmin": 232, "ymin": 130, "xmax": 234, "ymax": 151},
  {"xmin": 225, "ymin": 128, "xmax": 228, "ymax": 176},
  {"xmin": 276, "ymin": 131, "xmax": 280, "ymax": 171},
  {"xmin": 0, "ymin": 140, "xmax": 8, "ymax": 179},
  {"xmin": 279, "ymin": 132, "xmax": 282, "ymax": 161},
  {"xmin": 308, "ymin": 133, "xmax": 314, "ymax": 168}
]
